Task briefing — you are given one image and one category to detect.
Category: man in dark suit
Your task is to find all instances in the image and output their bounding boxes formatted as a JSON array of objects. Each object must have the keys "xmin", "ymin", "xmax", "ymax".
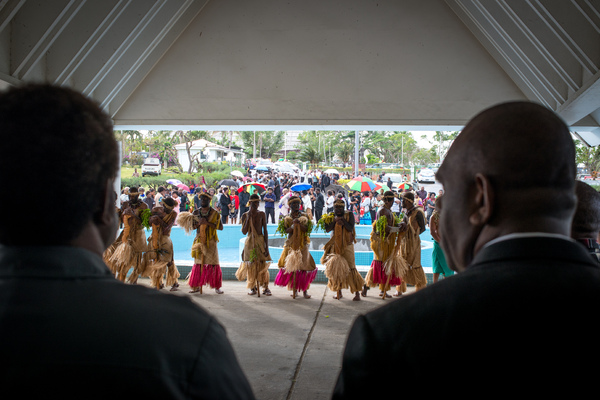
[
  {"xmin": 0, "ymin": 84, "xmax": 255, "ymax": 399},
  {"xmin": 332, "ymin": 101, "xmax": 600, "ymax": 398}
]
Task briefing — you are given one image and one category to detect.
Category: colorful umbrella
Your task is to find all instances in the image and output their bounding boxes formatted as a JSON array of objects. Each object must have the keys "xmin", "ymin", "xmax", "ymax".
[
  {"xmin": 238, "ymin": 182, "xmax": 266, "ymax": 194},
  {"xmin": 346, "ymin": 176, "xmax": 382, "ymax": 192},
  {"xmin": 397, "ymin": 182, "xmax": 412, "ymax": 190},
  {"xmin": 290, "ymin": 183, "xmax": 312, "ymax": 192}
]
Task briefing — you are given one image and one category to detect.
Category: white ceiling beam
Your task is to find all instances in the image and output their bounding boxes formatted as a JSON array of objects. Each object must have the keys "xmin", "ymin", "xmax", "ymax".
[{"xmin": 103, "ymin": 0, "xmax": 210, "ymax": 118}]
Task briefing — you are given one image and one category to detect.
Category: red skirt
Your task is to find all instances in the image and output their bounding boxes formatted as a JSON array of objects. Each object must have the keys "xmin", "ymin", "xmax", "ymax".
[
  {"xmin": 188, "ymin": 264, "xmax": 222, "ymax": 289},
  {"xmin": 274, "ymin": 268, "xmax": 318, "ymax": 292},
  {"xmin": 371, "ymin": 260, "xmax": 402, "ymax": 286}
]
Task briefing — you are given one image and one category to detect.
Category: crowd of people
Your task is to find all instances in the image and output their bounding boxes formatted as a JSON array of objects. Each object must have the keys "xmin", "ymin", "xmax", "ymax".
[
  {"xmin": 3, "ymin": 84, "xmax": 600, "ymax": 398},
  {"xmin": 126, "ymin": 168, "xmax": 445, "ymax": 233}
]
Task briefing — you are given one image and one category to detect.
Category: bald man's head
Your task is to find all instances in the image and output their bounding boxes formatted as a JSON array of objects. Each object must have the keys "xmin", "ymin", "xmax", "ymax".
[
  {"xmin": 436, "ymin": 101, "xmax": 577, "ymax": 270},
  {"xmin": 441, "ymin": 101, "xmax": 575, "ymax": 191}
]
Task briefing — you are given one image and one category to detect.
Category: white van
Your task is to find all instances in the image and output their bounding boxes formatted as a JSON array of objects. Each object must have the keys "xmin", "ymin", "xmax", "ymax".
[{"xmin": 141, "ymin": 158, "xmax": 161, "ymax": 176}]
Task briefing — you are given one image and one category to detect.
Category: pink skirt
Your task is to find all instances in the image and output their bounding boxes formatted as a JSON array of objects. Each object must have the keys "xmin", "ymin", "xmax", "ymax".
[
  {"xmin": 188, "ymin": 263, "xmax": 222, "ymax": 289},
  {"xmin": 274, "ymin": 268, "xmax": 318, "ymax": 292},
  {"xmin": 371, "ymin": 260, "xmax": 402, "ymax": 286}
]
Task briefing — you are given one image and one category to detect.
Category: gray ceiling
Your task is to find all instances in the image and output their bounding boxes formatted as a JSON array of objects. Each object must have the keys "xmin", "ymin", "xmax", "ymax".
[{"xmin": 1, "ymin": 0, "xmax": 599, "ymax": 144}]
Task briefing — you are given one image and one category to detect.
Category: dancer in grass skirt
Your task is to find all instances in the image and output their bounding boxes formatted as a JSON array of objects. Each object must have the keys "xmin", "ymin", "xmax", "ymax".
[
  {"xmin": 274, "ymin": 196, "xmax": 317, "ymax": 299},
  {"xmin": 103, "ymin": 186, "xmax": 149, "ymax": 283},
  {"xmin": 177, "ymin": 192, "xmax": 224, "ymax": 294},
  {"xmin": 144, "ymin": 197, "xmax": 180, "ymax": 291},
  {"xmin": 236, "ymin": 194, "xmax": 272, "ymax": 296},
  {"xmin": 364, "ymin": 191, "xmax": 408, "ymax": 299},
  {"xmin": 320, "ymin": 199, "xmax": 365, "ymax": 301}
]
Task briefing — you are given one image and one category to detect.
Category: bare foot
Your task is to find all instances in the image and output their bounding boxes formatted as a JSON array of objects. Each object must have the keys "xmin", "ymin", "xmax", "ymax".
[
  {"xmin": 303, "ymin": 291, "xmax": 311, "ymax": 299},
  {"xmin": 361, "ymin": 285, "xmax": 368, "ymax": 297},
  {"xmin": 353, "ymin": 292, "xmax": 361, "ymax": 301},
  {"xmin": 215, "ymin": 288, "xmax": 224, "ymax": 294},
  {"xmin": 333, "ymin": 290, "xmax": 342, "ymax": 300}
]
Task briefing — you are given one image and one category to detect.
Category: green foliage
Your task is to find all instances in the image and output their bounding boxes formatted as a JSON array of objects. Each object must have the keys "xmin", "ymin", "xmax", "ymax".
[
  {"xmin": 140, "ymin": 209, "xmax": 152, "ymax": 230},
  {"xmin": 316, "ymin": 212, "xmax": 334, "ymax": 232},
  {"xmin": 375, "ymin": 215, "xmax": 388, "ymax": 240},
  {"xmin": 275, "ymin": 219, "xmax": 287, "ymax": 236},
  {"xmin": 239, "ymin": 131, "xmax": 285, "ymax": 158}
]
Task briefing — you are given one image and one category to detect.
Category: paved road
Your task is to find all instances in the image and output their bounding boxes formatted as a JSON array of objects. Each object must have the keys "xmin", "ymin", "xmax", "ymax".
[{"xmin": 138, "ymin": 278, "xmax": 415, "ymax": 400}]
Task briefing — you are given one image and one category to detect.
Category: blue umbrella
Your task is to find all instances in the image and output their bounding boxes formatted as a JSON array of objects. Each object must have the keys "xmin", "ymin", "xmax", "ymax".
[
  {"xmin": 255, "ymin": 165, "xmax": 269, "ymax": 171},
  {"xmin": 291, "ymin": 183, "xmax": 312, "ymax": 192}
]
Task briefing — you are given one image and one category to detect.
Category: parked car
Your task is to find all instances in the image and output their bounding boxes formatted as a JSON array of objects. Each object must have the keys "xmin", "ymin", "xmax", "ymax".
[
  {"xmin": 141, "ymin": 157, "xmax": 161, "ymax": 176},
  {"xmin": 417, "ymin": 168, "xmax": 436, "ymax": 183},
  {"xmin": 576, "ymin": 173, "xmax": 593, "ymax": 181}
]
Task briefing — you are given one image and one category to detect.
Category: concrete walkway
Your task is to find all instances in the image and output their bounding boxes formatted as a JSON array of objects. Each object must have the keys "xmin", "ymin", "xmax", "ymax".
[{"xmin": 138, "ymin": 278, "xmax": 415, "ymax": 400}]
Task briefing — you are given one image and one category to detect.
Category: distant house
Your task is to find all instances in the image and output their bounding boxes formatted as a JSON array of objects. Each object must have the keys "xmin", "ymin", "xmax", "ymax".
[{"xmin": 174, "ymin": 138, "xmax": 245, "ymax": 172}]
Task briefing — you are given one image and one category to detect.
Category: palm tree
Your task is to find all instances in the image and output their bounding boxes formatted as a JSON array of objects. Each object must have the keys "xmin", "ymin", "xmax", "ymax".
[{"xmin": 300, "ymin": 144, "xmax": 322, "ymax": 167}]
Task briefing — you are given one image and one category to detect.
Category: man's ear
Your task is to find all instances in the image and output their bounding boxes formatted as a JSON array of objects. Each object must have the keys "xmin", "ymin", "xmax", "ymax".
[{"xmin": 469, "ymin": 173, "xmax": 494, "ymax": 226}]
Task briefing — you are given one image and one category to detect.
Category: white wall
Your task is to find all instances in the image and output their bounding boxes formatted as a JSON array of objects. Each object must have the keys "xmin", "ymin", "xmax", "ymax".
[{"xmin": 113, "ymin": 0, "xmax": 525, "ymax": 128}]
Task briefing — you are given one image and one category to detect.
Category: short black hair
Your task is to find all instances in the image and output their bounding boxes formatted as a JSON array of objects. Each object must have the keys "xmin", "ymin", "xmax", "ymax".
[{"xmin": 0, "ymin": 84, "xmax": 118, "ymax": 245}]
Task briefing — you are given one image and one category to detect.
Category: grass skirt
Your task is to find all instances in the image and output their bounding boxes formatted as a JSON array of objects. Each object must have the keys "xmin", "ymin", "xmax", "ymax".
[
  {"xmin": 236, "ymin": 261, "xmax": 271, "ymax": 289},
  {"xmin": 274, "ymin": 269, "xmax": 318, "ymax": 292},
  {"xmin": 323, "ymin": 253, "xmax": 350, "ymax": 292},
  {"xmin": 187, "ymin": 263, "xmax": 222, "ymax": 289},
  {"xmin": 347, "ymin": 268, "xmax": 365, "ymax": 293},
  {"xmin": 148, "ymin": 261, "xmax": 180, "ymax": 288}
]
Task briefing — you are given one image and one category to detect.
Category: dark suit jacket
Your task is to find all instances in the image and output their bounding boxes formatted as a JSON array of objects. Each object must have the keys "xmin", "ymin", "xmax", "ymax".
[
  {"xmin": 333, "ymin": 235, "xmax": 600, "ymax": 398},
  {"xmin": 0, "ymin": 246, "xmax": 255, "ymax": 399}
]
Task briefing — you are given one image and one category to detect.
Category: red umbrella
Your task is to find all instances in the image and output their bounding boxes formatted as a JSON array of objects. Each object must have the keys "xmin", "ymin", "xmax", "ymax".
[{"xmin": 238, "ymin": 182, "xmax": 266, "ymax": 194}]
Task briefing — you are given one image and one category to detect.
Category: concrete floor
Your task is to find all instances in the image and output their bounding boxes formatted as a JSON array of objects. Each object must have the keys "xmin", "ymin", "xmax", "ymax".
[{"xmin": 138, "ymin": 278, "xmax": 415, "ymax": 400}]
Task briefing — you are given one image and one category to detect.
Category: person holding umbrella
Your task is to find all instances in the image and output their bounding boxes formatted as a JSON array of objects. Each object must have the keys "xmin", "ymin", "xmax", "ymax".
[
  {"xmin": 238, "ymin": 186, "xmax": 250, "ymax": 218},
  {"xmin": 219, "ymin": 187, "xmax": 232, "ymax": 225}
]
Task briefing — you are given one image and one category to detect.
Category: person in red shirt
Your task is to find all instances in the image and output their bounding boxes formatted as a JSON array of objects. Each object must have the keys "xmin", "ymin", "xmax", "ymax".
[{"xmin": 229, "ymin": 187, "xmax": 240, "ymax": 224}]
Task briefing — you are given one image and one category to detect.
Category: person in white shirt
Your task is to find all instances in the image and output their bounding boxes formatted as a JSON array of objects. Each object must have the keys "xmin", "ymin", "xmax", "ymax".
[
  {"xmin": 278, "ymin": 189, "xmax": 291, "ymax": 221},
  {"xmin": 360, "ymin": 193, "xmax": 373, "ymax": 224},
  {"xmin": 326, "ymin": 190, "xmax": 335, "ymax": 213},
  {"xmin": 391, "ymin": 192, "xmax": 401, "ymax": 216},
  {"xmin": 302, "ymin": 190, "xmax": 312, "ymax": 220}
]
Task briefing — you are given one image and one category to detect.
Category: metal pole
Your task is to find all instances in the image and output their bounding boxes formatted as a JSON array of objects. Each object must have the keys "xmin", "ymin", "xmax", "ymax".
[
  {"xmin": 253, "ymin": 131, "xmax": 256, "ymax": 159},
  {"xmin": 354, "ymin": 130, "xmax": 359, "ymax": 177}
]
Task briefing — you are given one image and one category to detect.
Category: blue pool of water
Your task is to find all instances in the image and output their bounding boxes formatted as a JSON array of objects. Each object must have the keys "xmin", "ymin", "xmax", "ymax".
[{"xmin": 166, "ymin": 223, "xmax": 434, "ymax": 271}]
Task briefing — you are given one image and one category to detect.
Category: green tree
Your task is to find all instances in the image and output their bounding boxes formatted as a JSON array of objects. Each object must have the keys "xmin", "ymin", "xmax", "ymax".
[
  {"xmin": 239, "ymin": 131, "xmax": 284, "ymax": 159},
  {"xmin": 178, "ymin": 130, "xmax": 211, "ymax": 173},
  {"xmin": 575, "ymin": 139, "xmax": 600, "ymax": 176}
]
